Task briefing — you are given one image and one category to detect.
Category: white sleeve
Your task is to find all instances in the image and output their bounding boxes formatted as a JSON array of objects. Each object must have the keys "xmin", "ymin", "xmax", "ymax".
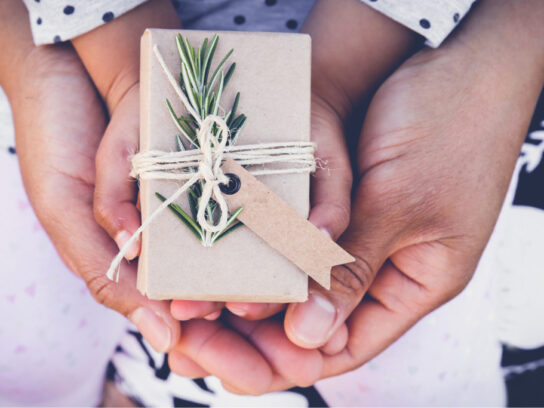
[
  {"xmin": 21, "ymin": 0, "xmax": 149, "ymax": 45},
  {"xmin": 360, "ymin": 0, "xmax": 477, "ymax": 48}
]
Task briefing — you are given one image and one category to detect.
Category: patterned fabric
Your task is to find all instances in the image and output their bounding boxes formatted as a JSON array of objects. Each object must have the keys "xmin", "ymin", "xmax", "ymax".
[
  {"xmin": 21, "ymin": 0, "xmax": 475, "ymax": 47},
  {"xmin": 361, "ymin": 0, "xmax": 478, "ymax": 47},
  {"xmin": 21, "ymin": 0, "xmax": 148, "ymax": 45},
  {"xmin": 108, "ymin": 328, "xmax": 328, "ymax": 407}
]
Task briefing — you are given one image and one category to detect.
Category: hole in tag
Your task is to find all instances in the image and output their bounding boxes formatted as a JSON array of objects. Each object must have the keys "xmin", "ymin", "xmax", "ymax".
[{"xmin": 219, "ymin": 173, "xmax": 241, "ymax": 195}]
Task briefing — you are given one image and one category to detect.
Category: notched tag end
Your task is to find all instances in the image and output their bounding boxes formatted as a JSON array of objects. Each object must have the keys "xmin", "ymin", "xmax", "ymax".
[{"xmin": 220, "ymin": 158, "xmax": 355, "ymax": 293}]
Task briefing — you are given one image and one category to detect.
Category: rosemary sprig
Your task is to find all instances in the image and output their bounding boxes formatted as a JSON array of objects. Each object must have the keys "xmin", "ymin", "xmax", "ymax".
[{"xmin": 158, "ymin": 34, "xmax": 246, "ymax": 244}]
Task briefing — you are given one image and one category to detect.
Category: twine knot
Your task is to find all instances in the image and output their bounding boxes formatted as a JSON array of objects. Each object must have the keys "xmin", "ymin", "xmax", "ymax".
[{"xmin": 194, "ymin": 115, "xmax": 231, "ymax": 245}]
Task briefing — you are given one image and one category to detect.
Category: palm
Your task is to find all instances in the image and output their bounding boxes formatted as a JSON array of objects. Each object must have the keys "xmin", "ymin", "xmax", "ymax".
[
  {"xmin": 12, "ymin": 45, "xmax": 138, "ymax": 311},
  {"xmin": 321, "ymin": 50, "xmax": 531, "ymax": 376}
]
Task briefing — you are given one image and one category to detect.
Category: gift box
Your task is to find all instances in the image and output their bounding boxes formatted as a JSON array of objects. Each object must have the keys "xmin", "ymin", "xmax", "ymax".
[{"xmin": 137, "ymin": 29, "xmax": 313, "ymax": 302}]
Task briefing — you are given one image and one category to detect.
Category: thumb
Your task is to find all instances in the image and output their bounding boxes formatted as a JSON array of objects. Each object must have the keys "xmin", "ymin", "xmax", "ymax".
[
  {"xmin": 94, "ymin": 84, "xmax": 142, "ymax": 260},
  {"xmin": 308, "ymin": 95, "xmax": 353, "ymax": 240},
  {"xmin": 285, "ymin": 185, "xmax": 396, "ymax": 348}
]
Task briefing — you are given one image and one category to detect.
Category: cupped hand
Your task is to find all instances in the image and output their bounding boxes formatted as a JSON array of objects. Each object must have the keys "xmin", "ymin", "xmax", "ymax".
[
  {"xmin": 167, "ymin": 0, "xmax": 422, "ymax": 392},
  {"xmin": 170, "ymin": 0, "xmax": 419, "ymax": 326},
  {"xmin": 11, "ymin": 44, "xmax": 180, "ymax": 353},
  {"xmin": 168, "ymin": 0, "xmax": 544, "ymax": 393}
]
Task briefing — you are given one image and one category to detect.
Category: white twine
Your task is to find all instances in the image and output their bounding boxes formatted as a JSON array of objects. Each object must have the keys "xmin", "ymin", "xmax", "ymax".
[{"xmin": 106, "ymin": 45, "xmax": 316, "ymax": 281}]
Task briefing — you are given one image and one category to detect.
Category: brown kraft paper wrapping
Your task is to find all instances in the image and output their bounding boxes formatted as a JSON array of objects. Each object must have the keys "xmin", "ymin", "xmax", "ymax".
[{"xmin": 138, "ymin": 29, "xmax": 311, "ymax": 302}]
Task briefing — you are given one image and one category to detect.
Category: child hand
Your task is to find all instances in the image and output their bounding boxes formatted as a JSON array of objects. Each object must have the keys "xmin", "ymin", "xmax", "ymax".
[{"xmin": 72, "ymin": 0, "xmax": 180, "ymax": 260}]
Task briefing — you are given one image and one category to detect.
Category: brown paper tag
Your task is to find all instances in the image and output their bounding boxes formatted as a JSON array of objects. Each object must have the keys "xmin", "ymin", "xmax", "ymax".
[{"xmin": 220, "ymin": 159, "xmax": 355, "ymax": 289}]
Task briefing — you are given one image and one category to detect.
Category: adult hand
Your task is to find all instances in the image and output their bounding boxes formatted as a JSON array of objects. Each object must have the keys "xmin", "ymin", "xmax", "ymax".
[
  {"xmin": 10, "ymin": 42, "xmax": 180, "ymax": 353},
  {"xmin": 169, "ymin": 0, "xmax": 419, "ymax": 327},
  {"xmin": 168, "ymin": 0, "xmax": 544, "ymax": 393},
  {"xmin": 167, "ymin": 0, "xmax": 419, "ymax": 392}
]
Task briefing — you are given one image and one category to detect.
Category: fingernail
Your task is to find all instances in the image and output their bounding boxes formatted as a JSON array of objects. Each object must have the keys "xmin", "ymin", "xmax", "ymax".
[
  {"xmin": 290, "ymin": 292, "xmax": 337, "ymax": 346},
  {"xmin": 228, "ymin": 304, "xmax": 247, "ymax": 317},
  {"xmin": 115, "ymin": 230, "xmax": 139, "ymax": 261},
  {"xmin": 204, "ymin": 310, "xmax": 222, "ymax": 320},
  {"xmin": 320, "ymin": 228, "xmax": 332, "ymax": 240},
  {"xmin": 129, "ymin": 307, "xmax": 172, "ymax": 352}
]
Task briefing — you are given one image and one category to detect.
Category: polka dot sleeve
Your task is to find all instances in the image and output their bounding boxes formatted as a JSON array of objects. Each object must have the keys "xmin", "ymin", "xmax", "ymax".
[
  {"xmin": 21, "ymin": 0, "xmax": 150, "ymax": 45},
  {"xmin": 360, "ymin": 0, "xmax": 477, "ymax": 48}
]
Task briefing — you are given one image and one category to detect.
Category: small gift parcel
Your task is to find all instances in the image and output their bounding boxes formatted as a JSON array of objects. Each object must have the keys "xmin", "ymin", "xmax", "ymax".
[{"xmin": 107, "ymin": 29, "xmax": 354, "ymax": 302}]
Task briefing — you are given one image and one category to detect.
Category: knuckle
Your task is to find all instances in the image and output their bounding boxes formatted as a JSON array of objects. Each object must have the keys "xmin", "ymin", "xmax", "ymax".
[
  {"xmin": 93, "ymin": 195, "xmax": 115, "ymax": 230},
  {"xmin": 85, "ymin": 273, "xmax": 118, "ymax": 310},
  {"xmin": 441, "ymin": 271, "xmax": 472, "ymax": 302},
  {"xmin": 331, "ymin": 254, "xmax": 375, "ymax": 296},
  {"xmin": 325, "ymin": 201, "xmax": 351, "ymax": 236},
  {"xmin": 293, "ymin": 369, "xmax": 321, "ymax": 388}
]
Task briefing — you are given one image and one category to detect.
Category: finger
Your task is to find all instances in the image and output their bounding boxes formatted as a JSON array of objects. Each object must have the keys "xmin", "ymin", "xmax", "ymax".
[
  {"xmin": 94, "ymin": 85, "xmax": 141, "ymax": 260},
  {"xmin": 285, "ymin": 182, "xmax": 398, "ymax": 348},
  {"xmin": 170, "ymin": 300, "xmax": 224, "ymax": 321},
  {"xmin": 43, "ymin": 178, "xmax": 181, "ymax": 354},
  {"xmin": 308, "ymin": 95, "xmax": 353, "ymax": 240},
  {"xmin": 320, "ymin": 323, "xmax": 348, "ymax": 355},
  {"xmin": 204, "ymin": 310, "xmax": 222, "ymax": 320},
  {"xmin": 221, "ymin": 381, "xmax": 247, "ymax": 395},
  {"xmin": 222, "ymin": 375, "xmax": 294, "ymax": 395},
  {"xmin": 174, "ymin": 319, "xmax": 274, "ymax": 395},
  {"xmin": 226, "ymin": 313, "xmax": 323, "ymax": 387},
  {"xmin": 225, "ymin": 302, "xmax": 285, "ymax": 320},
  {"xmin": 168, "ymin": 350, "xmax": 209, "ymax": 378},
  {"xmin": 321, "ymin": 261, "xmax": 433, "ymax": 378}
]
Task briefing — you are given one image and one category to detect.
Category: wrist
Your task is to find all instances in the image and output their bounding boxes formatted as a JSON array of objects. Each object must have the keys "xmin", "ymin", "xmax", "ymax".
[
  {"xmin": 303, "ymin": 0, "xmax": 422, "ymax": 120},
  {"xmin": 0, "ymin": 0, "xmax": 36, "ymax": 100},
  {"xmin": 444, "ymin": 0, "xmax": 544, "ymax": 86},
  {"xmin": 72, "ymin": 0, "xmax": 180, "ymax": 112}
]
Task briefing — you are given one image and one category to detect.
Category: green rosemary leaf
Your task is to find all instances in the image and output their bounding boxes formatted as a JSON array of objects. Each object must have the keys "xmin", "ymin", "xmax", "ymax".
[
  {"xmin": 178, "ymin": 116, "xmax": 197, "ymax": 137},
  {"xmin": 199, "ymin": 38, "xmax": 208, "ymax": 78},
  {"xmin": 206, "ymin": 203, "xmax": 214, "ymax": 223},
  {"xmin": 166, "ymin": 34, "xmax": 248, "ymax": 246},
  {"xmin": 175, "ymin": 134, "xmax": 186, "ymax": 151},
  {"xmin": 208, "ymin": 49, "xmax": 233, "ymax": 93},
  {"xmin": 212, "ymin": 207, "xmax": 244, "ymax": 244},
  {"xmin": 213, "ymin": 221, "xmax": 244, "ymax": 243},
  {"xmin": 206, "ymin": 91, "xmax": 215, "ymax": 116},
  {"xmin": 198, "ymin": 92, "xmax": 204, "ymax": 119},
  {"xmin": 203, "ymin": 35, "xmax": 219, "ymax": 85},
  {"xmin": 181, "ymin": 61, "xmax": 198, "ymax": 100},
  {"xmin": 196, "ymin": 46, "xmax": 201, "ymax": 78},
  {"xmin": 192, "ymin": 182, "xmax": 202, "ymax": 197},
  {"xmin": 229, "ymin": 114, "xmax": 246, "ymax": 132},
  {"xmin": 228, "ymin": 92, "xmax": 240, "ymax": 127},
  {"xmin": 183, "ymin": 37, "xmax": 198, "ymax": 79},
  {"xmin": 224, "ymin": 63, "xmax": 236, "ymax": 88},
  {"xmin": 155, "ymin": 192, "xmax": 203, "ymax": 241},
  {"xmin": 188, "ymin": 187, "xmax": 198, "ymax": 221},
  {"xmin": 189, "ymin": 185, "xmax": 201, "ymax": 199},
  {"xmin": 223, "ymin": 110, "xmax": 232, "ymax": 125},
  {"xmin": 176, "ymin": 35, "xmax": 196, "ymax": 83},
  {"xmin": 181, "ymin": 64, "xmax": 200, "ymax": 114},
  {"xmin": 166, "ymin": 99, "xmax": 199, "ymax": 148},
  {"xmin": 230, "ymin": 114, "xmax": 247, "ymax": 144},
  {"xmin": 212, "ymin": 71, "xmax": 225, "ymax": 116}
]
